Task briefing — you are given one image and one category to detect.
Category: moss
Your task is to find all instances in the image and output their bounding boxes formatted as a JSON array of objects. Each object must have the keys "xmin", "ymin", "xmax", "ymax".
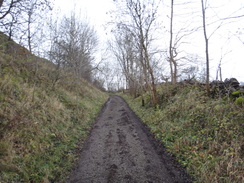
[
  {"xmin": 235, "ymin": 97, "xmax": 244, "ymax": 105},
  {"xmin": 232, "ymin": 90, "xmax": 244, "ymax": 96}
]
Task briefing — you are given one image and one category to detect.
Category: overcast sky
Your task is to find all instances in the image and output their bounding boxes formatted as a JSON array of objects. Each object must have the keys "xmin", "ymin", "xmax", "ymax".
[{"xmin": 54, "ymin": 0, "xmax": 244, "ymax": 82}]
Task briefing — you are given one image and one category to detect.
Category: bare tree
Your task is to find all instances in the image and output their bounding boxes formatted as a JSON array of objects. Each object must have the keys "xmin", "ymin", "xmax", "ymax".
[
  {"xmin": 49, "ymin": 12, "xmax": 98, "ymax": 83},
  {"xmin": 0, "ymin": 0, "xmax": 52, "ymax": 54},
  {"xmin": 169, "ymin": 0, "xmax": 176, "ymax": 85},
  {"xmin": 109, "ymin": 28, "xmax": 140, "ymax": 97},
  {"xmin": 0, "ymin": 0, "xmax": 22, "ymax": 40},
  {"xmin": 28, "ymin": 0, "xmax": 49, "ymax": 53},
  {"xmin": 21, "ymin": 0, "xmax": 51, "ymax": 54},
  {"xmin": 198, "ymin": 1, "xmax": 244, "ymax": 94},
  {"xmin": 166, "ymin": 0, "xmax": 201, "ymax": 84},
  {"xmin": 0, "ymin": 0, "xmax": 21, "ymax": 20},
  {"xmin": 48, "ymin": 18, "xmax": 65, "ymax": 88},
  {"xmin": 201, "ymin": 0, "xmax": 210, "ymax": 95},
  {"xmin": 113, "ymin": 0, "xmax": 160, "ymax": 105}
]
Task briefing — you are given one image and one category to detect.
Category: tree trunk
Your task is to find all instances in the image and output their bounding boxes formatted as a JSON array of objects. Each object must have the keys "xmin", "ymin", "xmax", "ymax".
[
  {"xmin": 143, "ymin": 40, "xmax": 158, "ymax": 106},
  {"xmin": 219, "ymin": 67, "xmax": 222, "ymax": 81},
  {"xmin": 173, "ymin": 59, "xmax": 177, "ymax": 84},
  {"xmin": 169, "ymin": 57, "xmax": 174, "ymax": 84},
  {"xmin": 169, "ymin": 0, "xmax": 176, "ymax": 85},
  {"xmin": 27, "ymin": 11, "xmax": 32, "ymax": 53},
  {"xmin": 201, "ymin": 0, "xmax": 210, "ymax": 96},
  {"xmin": 0, "ymin": 0, "xmax": 4, "ymax": 8},
  {"xmin": 149, "ymin": 67, "xmax": 158, "ymax": 106}
]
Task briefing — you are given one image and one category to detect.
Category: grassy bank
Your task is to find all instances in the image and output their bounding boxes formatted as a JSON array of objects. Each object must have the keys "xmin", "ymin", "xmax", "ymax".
[
  {"xmin": 0, "ymin": 33, "xmax": 108, "ymax": 182},
  {"xmin": 121, "ymin": 84, "xmax": 243, "ymax": 183}
]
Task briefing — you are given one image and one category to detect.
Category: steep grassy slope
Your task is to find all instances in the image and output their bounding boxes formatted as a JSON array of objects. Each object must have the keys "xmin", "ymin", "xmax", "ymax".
[
  {"xmin": 121, "ymin": 84, "xmax": 243, "ymax": 183},
  {"xmin": 0, "ymin": 33, "xmax": 108, "ymax": 182}
]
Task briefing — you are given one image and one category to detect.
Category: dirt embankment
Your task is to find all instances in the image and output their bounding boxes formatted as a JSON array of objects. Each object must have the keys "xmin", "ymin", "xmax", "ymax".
[{"xmin": 67, "ymin": 95, "xmax": 192, "ymax": 183}]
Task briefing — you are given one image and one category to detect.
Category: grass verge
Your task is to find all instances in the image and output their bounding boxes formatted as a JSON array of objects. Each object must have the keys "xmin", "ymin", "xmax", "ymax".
[
  {"xmin": 0, "ymin": 34, "xmax": 108, "ymax": 182},
  {"xmin": 120, "ymin": 84, "xmax": 243, "ymax": 183}
]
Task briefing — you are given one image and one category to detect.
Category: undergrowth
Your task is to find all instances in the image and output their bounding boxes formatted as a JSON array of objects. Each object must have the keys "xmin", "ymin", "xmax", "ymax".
[
  {"xmin": 121, "ymin": 84, "xmax": 244, "ymax": 183},
  {"xmin": 0, "ymin": 33, "xmax": 108, "ymax": 182}
]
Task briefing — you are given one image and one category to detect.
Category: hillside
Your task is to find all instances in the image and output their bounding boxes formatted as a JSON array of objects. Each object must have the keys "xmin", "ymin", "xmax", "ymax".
[
  {"xmin": 121, "ymin": 83, "xmax": 243, "ymax": 183},
  {"xmin": 0, "ymin": 32, "xmax": 108, "ymax": 182}
]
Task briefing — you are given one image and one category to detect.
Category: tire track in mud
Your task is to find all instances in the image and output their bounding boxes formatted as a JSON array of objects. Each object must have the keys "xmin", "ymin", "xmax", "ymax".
[{"xmin": 67, "ymin": 95, "xmax": 192, "ymax": 183}]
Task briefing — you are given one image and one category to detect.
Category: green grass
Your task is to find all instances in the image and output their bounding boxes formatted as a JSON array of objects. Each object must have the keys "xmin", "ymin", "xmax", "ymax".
[
  {"xmin": 121, "ymin": 84, "xmax": 243, "ymax": 183},
  {"xmin": 0, "ymin": 33, "xmax": 108, "ymax": 182}
]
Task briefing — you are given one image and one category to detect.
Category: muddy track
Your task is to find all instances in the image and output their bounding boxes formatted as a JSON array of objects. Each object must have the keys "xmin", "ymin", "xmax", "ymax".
[{"xmin": 67, "ymin": 95, "xmax": 192, "ymax": 183}]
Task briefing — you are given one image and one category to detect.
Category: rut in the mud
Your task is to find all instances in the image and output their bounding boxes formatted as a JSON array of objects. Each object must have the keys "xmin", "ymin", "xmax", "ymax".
[{"xmin": 67, "ymin": 95, "xmax": 192, "ymax": 183}]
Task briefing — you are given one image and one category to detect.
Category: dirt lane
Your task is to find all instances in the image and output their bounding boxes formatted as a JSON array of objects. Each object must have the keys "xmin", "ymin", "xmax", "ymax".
[{"xmin": 67, "ymin": 95, "xmax": 192, "ymax": 183}]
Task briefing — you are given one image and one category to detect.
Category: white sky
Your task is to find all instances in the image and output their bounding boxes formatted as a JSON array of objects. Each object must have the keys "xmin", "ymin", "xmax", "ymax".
[{"xmin": 54, "ymin": 0, "xmax": 244, "ymax": 82}]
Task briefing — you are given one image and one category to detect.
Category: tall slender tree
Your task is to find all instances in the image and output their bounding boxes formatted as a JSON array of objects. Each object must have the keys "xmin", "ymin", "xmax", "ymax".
[
  {"xmin": 110, "ymin": 29, "xmax": 140, "ymax": 97},
  {"xmin": 169, "ymin": 0, "xmax": 176, "ymax": 84},
  {"xmin": 113, "ymin": 0, "xmax": 160, "ymax": 105},
  {"xmin": 201, "ymin": 0, "xmax": 210, "ymax": 95}
]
